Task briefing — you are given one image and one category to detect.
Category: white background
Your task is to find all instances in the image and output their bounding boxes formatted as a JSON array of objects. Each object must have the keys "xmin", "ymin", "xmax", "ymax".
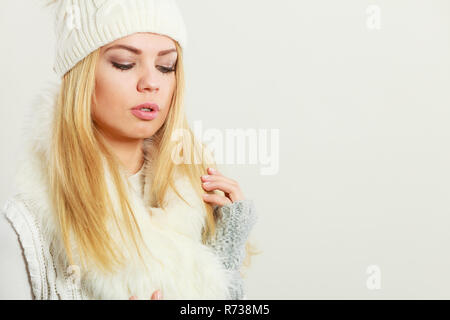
[{"xmin": 1, "ymin": 0, "xmax": 450, "ymax": 299}]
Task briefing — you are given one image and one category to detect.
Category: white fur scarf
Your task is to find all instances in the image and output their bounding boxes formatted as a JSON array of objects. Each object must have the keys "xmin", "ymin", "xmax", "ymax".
[{"xmin": 12, "ymin": 81, "xmax": 233, "ymax": 299}]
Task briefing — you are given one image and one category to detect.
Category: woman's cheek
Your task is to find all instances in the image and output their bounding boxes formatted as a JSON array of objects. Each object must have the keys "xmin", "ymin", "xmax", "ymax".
[{"xmin": 95, "ymin": 74, "xmax": 131, "ymax": 114}]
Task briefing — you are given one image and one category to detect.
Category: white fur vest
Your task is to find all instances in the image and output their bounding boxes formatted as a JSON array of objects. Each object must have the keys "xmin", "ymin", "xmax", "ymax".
[{"xmin": 4, "ymin": 81, "xmax": 235, "ymax": 300}]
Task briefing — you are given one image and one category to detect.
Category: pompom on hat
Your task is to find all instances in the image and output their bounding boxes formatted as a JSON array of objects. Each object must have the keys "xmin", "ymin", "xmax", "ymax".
[{"xmin": 47, "ymin": 0, "xmax": 188, "ymax": 77}]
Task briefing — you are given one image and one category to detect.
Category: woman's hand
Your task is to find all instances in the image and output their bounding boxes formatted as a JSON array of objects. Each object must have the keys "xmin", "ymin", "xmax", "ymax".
[
  {"xmin": 129, "ymin": 290, "xmax": 162, "ymax": 300},
  {"xmin": 201, "ymin": 168, "xmax": 245, "ymax": 206}
]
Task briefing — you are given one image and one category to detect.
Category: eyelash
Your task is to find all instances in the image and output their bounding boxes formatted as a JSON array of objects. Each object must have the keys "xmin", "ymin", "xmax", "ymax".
[{"xmin": 111, "ymin": 62, "xmax": 175, "ymax": 74}]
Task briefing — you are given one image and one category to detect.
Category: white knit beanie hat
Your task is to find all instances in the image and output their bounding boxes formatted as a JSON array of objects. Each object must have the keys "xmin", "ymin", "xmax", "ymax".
[{"xmin": 50, "ymin": 0, "xmax": 188, "ymax": 77}]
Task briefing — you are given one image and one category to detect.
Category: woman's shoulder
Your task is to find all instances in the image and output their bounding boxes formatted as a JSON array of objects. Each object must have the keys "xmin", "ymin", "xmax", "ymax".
[
  {"xmin": 1, "ymin": 194, "xmax": 41, "ymax": 243},
  {"xmin": 2, "ymin": 194, "xmax": 34, "ymax": 217},
  {"xmin": 1, "ymin": 195, "xmax": 85, "ymax": 300},
  {"xmin": 1, "ymin": 194, "xmax": 47, "ymax": 299}
]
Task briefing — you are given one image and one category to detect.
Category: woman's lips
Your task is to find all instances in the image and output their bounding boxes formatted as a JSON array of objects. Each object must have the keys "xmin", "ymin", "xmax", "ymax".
[{"xmin": 131, "ymin": 103, "xmax": 160, "ymax": 120}]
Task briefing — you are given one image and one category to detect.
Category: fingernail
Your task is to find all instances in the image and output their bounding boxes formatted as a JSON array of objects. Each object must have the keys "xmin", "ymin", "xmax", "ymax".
[
  {"xmin": 157, "ymin": 291, "xmax": 162, "ymax": 299},
  {"xmin": 201, "ymin": 175, "xmax": 209, "ymax": 180},
  {"xmin": 203, "ymin": 182, "xmax": 210, "ymax": 186},
  {"xmin": 209, "ymin": 168, "xmax": 216, "ymax": 173}
]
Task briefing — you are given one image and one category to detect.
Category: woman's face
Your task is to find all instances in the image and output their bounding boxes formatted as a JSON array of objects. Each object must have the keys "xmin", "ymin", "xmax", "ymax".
[{"xmin": 93, "ymin": 32, "xmax": 177, "ymax": 141}]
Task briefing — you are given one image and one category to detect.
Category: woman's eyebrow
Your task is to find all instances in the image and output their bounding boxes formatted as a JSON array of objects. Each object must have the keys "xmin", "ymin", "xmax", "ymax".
[{"xmin": 104, "ymin": 44, "xmax": 176, "ymax": 56}]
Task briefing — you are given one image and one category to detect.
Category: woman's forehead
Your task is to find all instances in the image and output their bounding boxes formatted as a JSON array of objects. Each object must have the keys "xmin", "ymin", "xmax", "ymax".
[{"xmin": 102, "ymin": 32, "xmax": 177, "ymax": 55}]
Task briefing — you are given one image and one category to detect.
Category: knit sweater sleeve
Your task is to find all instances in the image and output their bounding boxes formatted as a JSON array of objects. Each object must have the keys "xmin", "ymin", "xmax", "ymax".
[
  {"xmin": 205, "ymin": 199, "xmax": 258, "ymax": 300},
  {"xmin": 0, "ymin": 200, "xmax": 34, "ymax": 299}
]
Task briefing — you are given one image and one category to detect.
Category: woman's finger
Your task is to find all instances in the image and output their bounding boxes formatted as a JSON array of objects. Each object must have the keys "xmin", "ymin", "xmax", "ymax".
[
  {"xmin": 207, "ymin": 167, "xmax": 223, "ymax": 177},
  {"xmin": 201, "ymin": 173, "xmax": 237, "ymax": 186},
  {"xmin": 129, "ymin": 295, "xmax": 138, "ymax": 300},
  {"xmin": 202, "ymin": 192, "xmax": 233, "ymax": 206},
  {"xmin": 151, "ymin": 290, "xmax": 162, "ymax": 300},
  {"xmin": 201, "ymin": 180, "xmax": 244, "ymax": 202}
]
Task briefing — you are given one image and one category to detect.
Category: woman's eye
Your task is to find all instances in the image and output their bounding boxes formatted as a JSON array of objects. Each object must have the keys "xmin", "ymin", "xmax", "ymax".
[
  {"xmin": 158, "ymin": 66, "xmax": 176, "ymax": 74},
  {"xmin": 111, "ymin": 62, "xmax": 175, "ymax": 73},
  {"xmin": 112, "ymin": 62, "xmax": 135, "ymax": 71}
]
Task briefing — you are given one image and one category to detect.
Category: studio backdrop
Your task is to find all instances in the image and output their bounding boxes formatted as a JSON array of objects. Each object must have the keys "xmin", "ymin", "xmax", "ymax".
[{"xmin": 1, "ymin": 0, "xmax": 449, "ymax": 299}]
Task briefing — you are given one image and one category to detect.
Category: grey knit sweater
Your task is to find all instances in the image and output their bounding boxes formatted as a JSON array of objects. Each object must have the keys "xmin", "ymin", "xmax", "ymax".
[{"xmin": 207, "ymin": 200, "xmax": 258, "ymax": 299}]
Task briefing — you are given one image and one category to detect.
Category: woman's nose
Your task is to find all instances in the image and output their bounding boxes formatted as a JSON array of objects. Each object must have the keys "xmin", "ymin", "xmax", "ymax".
[{"xmin": 137, "ymin": 69, "xmax": 160, "ymax": 92}]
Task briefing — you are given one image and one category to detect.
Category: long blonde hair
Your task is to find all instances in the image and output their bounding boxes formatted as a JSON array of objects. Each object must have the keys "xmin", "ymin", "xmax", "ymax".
[{"xmin": 49, "ymin": 41, "xmax": 261, "ymax": 276}]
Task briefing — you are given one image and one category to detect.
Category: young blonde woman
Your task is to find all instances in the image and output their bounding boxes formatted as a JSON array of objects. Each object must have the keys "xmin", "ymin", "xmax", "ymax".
[{"xmin": 0, "ymin": 0, "xmax": 259, "ymax": 300}]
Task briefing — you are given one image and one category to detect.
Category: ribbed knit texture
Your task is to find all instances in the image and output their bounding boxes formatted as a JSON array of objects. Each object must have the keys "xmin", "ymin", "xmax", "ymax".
[{"xmin": 52, "ymin": 0, "xmax": 188, "ymax": 77}]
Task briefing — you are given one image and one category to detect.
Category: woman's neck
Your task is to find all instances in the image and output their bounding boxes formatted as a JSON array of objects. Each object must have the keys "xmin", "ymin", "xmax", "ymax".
[{"xmin": 101, "ymin": 132, "xmax": 145, "ymax": 175}]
